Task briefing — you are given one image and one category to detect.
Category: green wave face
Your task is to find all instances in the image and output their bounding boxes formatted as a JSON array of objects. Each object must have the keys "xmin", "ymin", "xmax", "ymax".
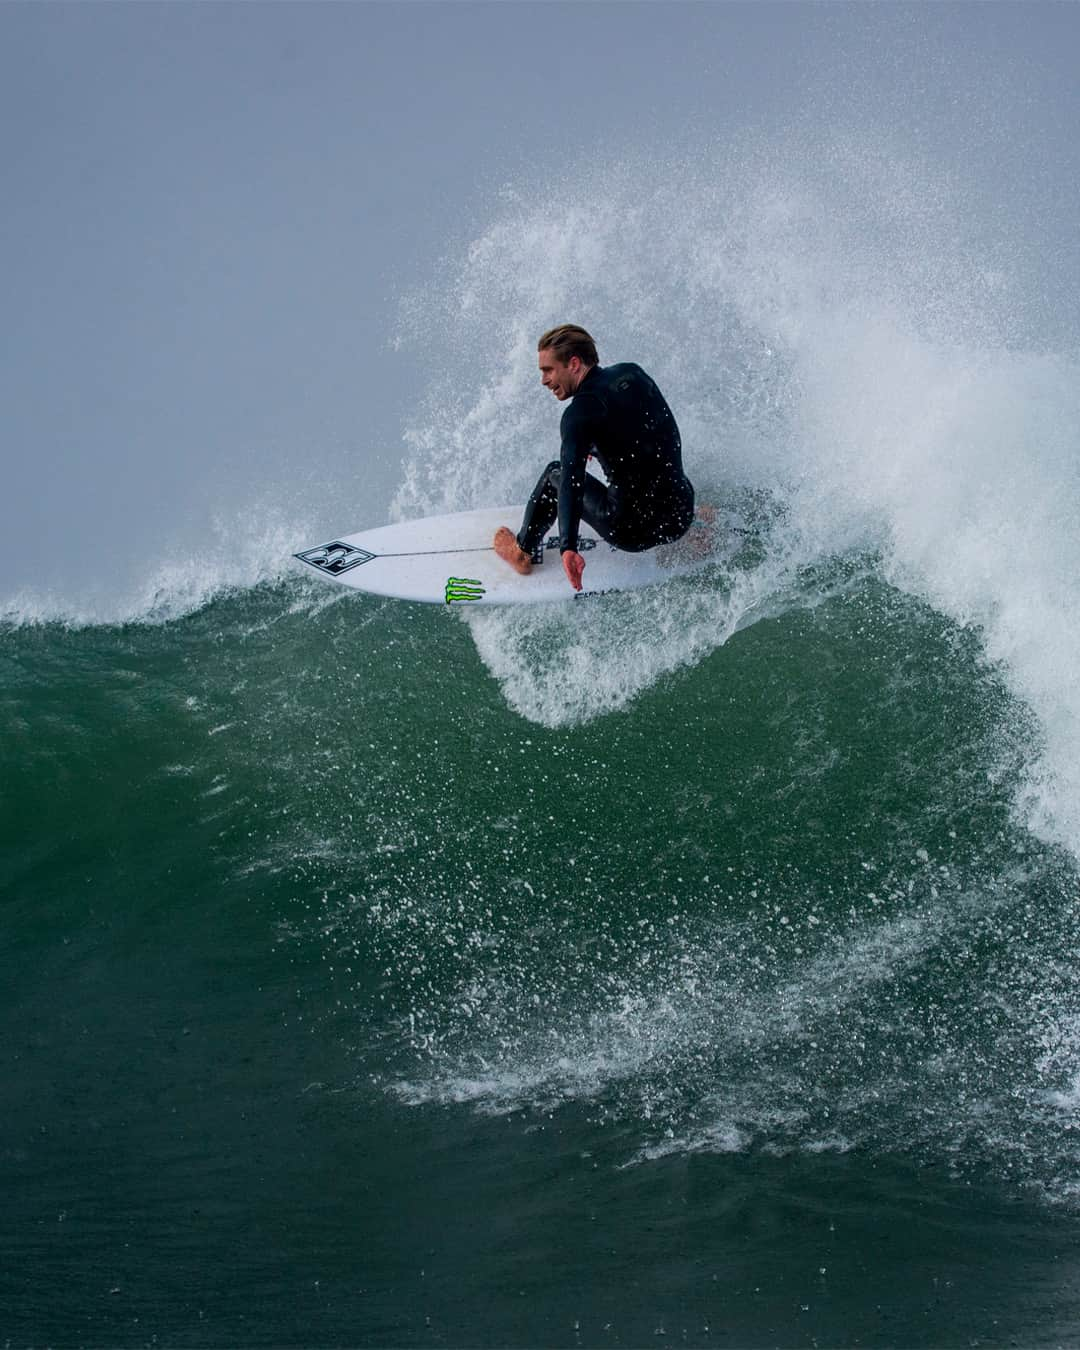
[
  {"xmin": 1, "ymin": 569, "xmax": 1069, "ymax": 1161},
  {"xmin": 5, "ymin": 566, "xmax": 1080, "ymax": 1342}
]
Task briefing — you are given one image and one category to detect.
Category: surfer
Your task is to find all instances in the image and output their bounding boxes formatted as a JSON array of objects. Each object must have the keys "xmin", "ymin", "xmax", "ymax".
[{"xmin": 493, "ymin": 325, "xmax": 695, "ymax": 592}]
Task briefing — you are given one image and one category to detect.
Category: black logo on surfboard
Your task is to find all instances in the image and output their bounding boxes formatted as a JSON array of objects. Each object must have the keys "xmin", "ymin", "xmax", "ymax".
[
  {"xmin": 532, "ymin": 535, "xmax": 599, "ymax": 564},
  {"xmin": 295, "ymin": 542, "xmax": 375, "ymax": 575}
]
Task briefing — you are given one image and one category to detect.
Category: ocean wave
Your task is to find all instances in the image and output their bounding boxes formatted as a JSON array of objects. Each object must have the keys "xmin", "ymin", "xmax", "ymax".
[{"xmin": 393, "ymin": 135, "xmax": 1080, "ymax": 857}]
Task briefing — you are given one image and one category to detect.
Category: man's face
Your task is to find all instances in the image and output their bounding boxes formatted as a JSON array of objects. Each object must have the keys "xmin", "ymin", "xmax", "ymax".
[{"xmin": 539, "ymin": 348, "xmax": 583, "ymax": 401}]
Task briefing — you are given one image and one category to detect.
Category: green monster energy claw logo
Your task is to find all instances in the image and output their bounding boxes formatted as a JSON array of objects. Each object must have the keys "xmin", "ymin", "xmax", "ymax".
[{"xmin": 445, "ymin": 576, "xmax": 485, "ymax": 603}]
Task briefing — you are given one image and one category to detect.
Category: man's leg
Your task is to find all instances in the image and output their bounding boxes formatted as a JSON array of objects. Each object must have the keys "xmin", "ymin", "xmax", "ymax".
[
  {"xmin": 495, "ymin": 462, "xmax": 687, "ymax": 573},
  {"xmin": 493, "ymin": 460, "xmax": 562, "ymax": 576},
  {"xmin": 518, "ymin": 468, "xmax": 622, "ymax": 555},
  {"xmin": 515, "ymin": 461, "xmax": 562, "ymax": 555}
]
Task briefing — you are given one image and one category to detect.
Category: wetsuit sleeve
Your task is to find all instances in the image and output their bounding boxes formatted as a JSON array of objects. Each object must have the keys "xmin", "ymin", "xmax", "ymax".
[{"xmin": 557, "ymin": 395, "xmax": 599, "ymax": 553}]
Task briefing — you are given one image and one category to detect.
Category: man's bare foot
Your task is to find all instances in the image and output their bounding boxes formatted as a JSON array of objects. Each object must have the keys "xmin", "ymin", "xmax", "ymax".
[{"xmin": 493, "ymin": 526, "xmax": 532, "ymax": 575}]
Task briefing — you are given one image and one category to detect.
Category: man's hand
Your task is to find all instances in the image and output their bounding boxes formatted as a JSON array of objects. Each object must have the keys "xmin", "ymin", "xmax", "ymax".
[{"xmin": 562, "ymin": 549, "xmax": 585, "ymax": 592}]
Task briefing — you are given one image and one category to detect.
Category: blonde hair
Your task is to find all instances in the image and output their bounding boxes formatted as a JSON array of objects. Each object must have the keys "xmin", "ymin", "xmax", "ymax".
[{"xmin": 537, "ymin": 324, "xmax": 598, "ymax": 367}]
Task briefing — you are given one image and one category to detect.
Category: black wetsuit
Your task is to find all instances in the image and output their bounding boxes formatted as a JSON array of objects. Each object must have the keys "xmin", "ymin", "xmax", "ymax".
[{"xmin": 516, "ymin": 363, "xmax": 694, "ymax": 557}]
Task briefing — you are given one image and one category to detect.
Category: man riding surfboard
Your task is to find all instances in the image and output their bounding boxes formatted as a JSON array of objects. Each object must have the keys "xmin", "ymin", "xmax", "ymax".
[{"xmin": 494, "ymin": 325, "xmax": 696, "ymax": 592}]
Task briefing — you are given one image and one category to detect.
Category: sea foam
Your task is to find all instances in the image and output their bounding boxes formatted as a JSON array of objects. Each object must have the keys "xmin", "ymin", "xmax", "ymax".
[{"xmin": 393, "ymin": 133, "xmax": 1080, "ymax": 857}]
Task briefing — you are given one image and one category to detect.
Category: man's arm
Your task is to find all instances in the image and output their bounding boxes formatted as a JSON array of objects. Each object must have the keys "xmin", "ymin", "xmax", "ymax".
[{"xmin": 556, "ymin": 397, "xmax": 596, "ymax": 556}]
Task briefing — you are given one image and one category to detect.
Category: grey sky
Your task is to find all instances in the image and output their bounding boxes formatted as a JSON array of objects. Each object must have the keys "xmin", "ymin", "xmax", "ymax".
[{"xmin": 2, "ymin": 2, "xmax": 1078, "ymax": 615}]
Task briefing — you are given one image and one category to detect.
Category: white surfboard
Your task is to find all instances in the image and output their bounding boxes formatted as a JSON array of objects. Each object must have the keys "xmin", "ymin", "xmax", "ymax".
[{"xmin": 293, "ymin": 504, "xmax": 726, "ymax": 606}]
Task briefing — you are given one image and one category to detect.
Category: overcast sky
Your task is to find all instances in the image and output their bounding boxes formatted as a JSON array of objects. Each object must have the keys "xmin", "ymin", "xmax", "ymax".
[{"xmin": 2, "ymin": 1, "xmax": 1078, "ymax": 614}]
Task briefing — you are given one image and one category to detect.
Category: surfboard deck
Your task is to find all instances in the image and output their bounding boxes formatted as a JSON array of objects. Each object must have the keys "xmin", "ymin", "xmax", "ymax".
[{"xmin": 294, "ymin": 504, "xmax": 728, "ymax": 606}]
